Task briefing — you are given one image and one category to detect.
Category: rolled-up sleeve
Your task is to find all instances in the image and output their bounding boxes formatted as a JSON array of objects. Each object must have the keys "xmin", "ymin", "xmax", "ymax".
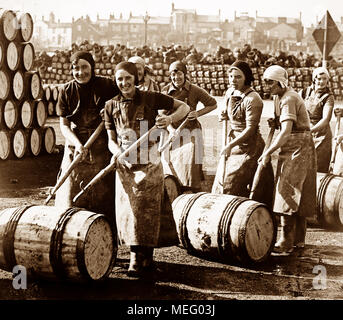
[
  {"xmin": 279, "ymin": 96, "xmax": 297, "ymax": 123},
  {"xmin": 245, "ymin": 93, "xmax": 263, "ymax": 127}
]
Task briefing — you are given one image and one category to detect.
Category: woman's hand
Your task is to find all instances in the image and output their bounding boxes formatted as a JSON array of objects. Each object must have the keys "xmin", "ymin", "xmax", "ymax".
[
  {"xmin": 220, "ymin": 143, "xmax": 232, "ymax": 157},
  {"xmin": 334, "ymin": 134, "xmax": 343, "ymax": 145},
  {"xmin": 156, "ymin": 114, "xmax": 172, "ymax": 128},
  {"xmin": 258, "ymin": 152, "xmax": 271, "ymax": 167},
  {"xmin": 187, "ymin": 110, "xmax": 198, "ymax": 120},
  {"xmin": 75, "ymin": 143, "xmax": 88, "ymax": 161}
]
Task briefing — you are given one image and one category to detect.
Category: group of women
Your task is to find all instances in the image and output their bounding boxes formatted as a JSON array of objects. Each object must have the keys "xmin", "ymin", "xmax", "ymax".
[{"xmin": 55, "ymin": 48, "xmax": 339, "ymax": 278}]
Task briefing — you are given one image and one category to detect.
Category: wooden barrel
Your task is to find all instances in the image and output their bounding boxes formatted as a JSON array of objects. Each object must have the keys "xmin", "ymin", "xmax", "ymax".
[
  {"xmin": 0, "ymin": 70, "xmax": 11, "ymax": 100},
  {"xmin": 309, "ymin": 173, "xmax": 343, "ymax": 229},
  {"xmin": 0, "ymin": 205, "xmax": 116, "ymax": 281},
  {"xmin": 42, "ymin": 126, "xmax": 56, "ymax": 154},
  {"xmin": 43, "ymin": 84, "xmax": 51, "ymax": 101},
  {"xmin": 12, "ymin": 128, "xmax": 28, "ymax": 158},
  {"xmin": 172, "ymin": 193, "xmax": 276, "ymax": 264},
  {"xmin": 3, "ymin": 99, "xmax": 19, "ymax": 130},
  {"xmin": 6, "ymin": 41, "xmax": 20, "ymax": 71},
  {"xmin": 164, "ymin": 174, "xmax": 182, "ymax": 204},
  {"xmin": 51, "ymin": 85, "xmax": 60, "ymax": 102},
  {"xmin": 0, "ymin": 129, "xmax": 12, "ymax": 160},
  {"xmin": 22, "ymin": 42, "xmax": 35, "ymax": 71},
  {"xmin": 47, "ymin": 101, "xmax": 55, "ymax": 116},
  {"xmin": 0, "ymin": 9, "xmax": 18, "ymax": 42},
  {"xmin": 35, "ymin": 100, "xmax": 47, "ymax": 127},
  {"xmin": 0, "ymin": 41, "xmax": 4, "ymax": 68},
  {"xmin": 15, "ymin": 12, "xmax": 34, "ymax": 42},
  {"xmin": 13, "ymin": 71, "xmax": 42, "ymax": 100},
  {"xmin": 20, "ymin": 100, "xmax": 35, "ymax": 128},
  {"xmin": 29, "ymin": 127, "xmax": 42, "ymax": 156}
]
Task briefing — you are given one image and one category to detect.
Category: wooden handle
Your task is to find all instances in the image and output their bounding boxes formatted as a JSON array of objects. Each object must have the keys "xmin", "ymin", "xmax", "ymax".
[{"xmin": 329, "ymin": 113, "xmax": 341, "ymax": 173}]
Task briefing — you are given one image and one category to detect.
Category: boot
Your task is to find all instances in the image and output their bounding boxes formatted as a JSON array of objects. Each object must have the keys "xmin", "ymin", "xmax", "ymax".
[
  {"xmin": 294, "ymin": 216, "xmax": 307, "ymax": 249},
  {"xmin": 127, "ymin": 246, "xmax": 145, "ymax": 277},
  {"xmin": 273, "ymin": 215, "xmax": 296, "ymax": 255},
  {"xmin": 142, "ymin": 247, "xmax": 154, "ymax": 270}
]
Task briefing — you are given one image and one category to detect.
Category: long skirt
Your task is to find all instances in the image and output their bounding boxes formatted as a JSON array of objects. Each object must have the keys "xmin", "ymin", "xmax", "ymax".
[
  {"xmin": 273, "ymin": 132, "xmax": 317, "ymax": 218},
  {"xmin": 161, "ymin": 119, "xmax": 204, "ymax": 192},
  {"xmin": 312, "ymin": 127, "xmax": 332, "ymax": 173},
  {"xmin": 211, "ymin": 132, "xmax": 274, "ymax": 209},
  {"xmin": 55, "ymin": 130, "xmax": 115, "ymax": 226},
  {"xmin": 115, "ymin": 160, "xmax": 164, "ymax": 247}
]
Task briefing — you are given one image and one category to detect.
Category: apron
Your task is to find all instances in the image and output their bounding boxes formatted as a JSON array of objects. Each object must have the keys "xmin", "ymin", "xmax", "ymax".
[
  {"xmin": 55, "ymin": 100, "xmax": 115, "ymax": 226},
  {"xmin": 161, "ymin": 87, "xmax": 204, "ymax": 192},
  {"xmin": 211, "ymin": 88, "xmax": 274, "ymax": 208},
  {"xmin": 112, "ymin": 95, "xmax": 177, "ymax": 247},
  {"xmin": 273, "ymin": 131, "xmax": 317, "ymax": 217},
  {"xmin": 303, "ymin": 87, "xmax": 332, "ymax": 173}
]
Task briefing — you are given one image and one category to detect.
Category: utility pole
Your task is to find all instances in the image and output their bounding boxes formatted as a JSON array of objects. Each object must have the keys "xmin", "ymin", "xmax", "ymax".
[{"xmin": 143, "ymin": 11, "xmax": 150, "ymax": 46}]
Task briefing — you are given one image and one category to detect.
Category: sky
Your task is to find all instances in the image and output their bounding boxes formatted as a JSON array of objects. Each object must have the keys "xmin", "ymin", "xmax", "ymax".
[{"xmin": 3, "ymin": 0, "xmax": 343, "ymax": 27}]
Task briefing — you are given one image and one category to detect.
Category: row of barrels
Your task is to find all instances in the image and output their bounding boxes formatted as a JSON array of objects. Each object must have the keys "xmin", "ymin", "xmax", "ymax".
[
  {"xmin": 0, "ymin": 169, "xmax": 342, "ymax": 282},
  {"xmin": 0, "ymin": 9, "xmax": 34, "ymax": 43},
  {"xmin": 0, "ymin": 126, "xmax": 56, "ymax": 160},
  {"xmin": 42, "ymin": 84, "xmax": 61, "ymax": 116}
]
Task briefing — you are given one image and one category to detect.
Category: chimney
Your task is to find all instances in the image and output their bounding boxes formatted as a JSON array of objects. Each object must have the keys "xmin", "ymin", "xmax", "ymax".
[{"xmin": 172, "ymin": 2, "xmax": 175, "ymax": 12}]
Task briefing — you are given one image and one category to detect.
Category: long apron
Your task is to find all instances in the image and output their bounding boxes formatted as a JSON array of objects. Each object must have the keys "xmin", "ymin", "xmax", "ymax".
[
  {"xmin": 55, "ymin": 111, "xmax": 115, "ymax": 226},
  {"xmin": 161, "ymin": 89, "xmax": 204, "ymax": 192},
  {"xmin": 273, "ymin": 131, "xmax": 317, "ymax": 218},
  {"xmin": 304, "ymin": 91, "xmax": 332, "ymax": 173},
  {"xmin": 211, "ymin": 92, "xmax": 274, "ymax": 208},
  {"xmin": 113, "ymin": 100, "xmax": 174, "ymax": 247}
]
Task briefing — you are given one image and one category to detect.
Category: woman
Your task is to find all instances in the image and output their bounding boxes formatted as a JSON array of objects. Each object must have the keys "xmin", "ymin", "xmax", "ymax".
[
  {"xmin": 104, "ymin": 62, "xmax": 189, "ymax": 277},
  {"xmin": 55, "ymin": 50, "xmax": 119, "ymax": 227},
  {"xmin": 299, "ymin": 67, "xmax": 334, "ymax": 173},
  {"xmin": 128, "ymin": 55, "xmax": 160, "ymax": 92},
  {"xmin": 211, "ymin": 60, "xmax": 274, "ymax": 208},
  {"xmin": 161, "ymin": 60, "xmax": 217, "ymax": 192},
  {"xmin": 260, "ymin": 65, "xmax": 317, "ymax": 254}
]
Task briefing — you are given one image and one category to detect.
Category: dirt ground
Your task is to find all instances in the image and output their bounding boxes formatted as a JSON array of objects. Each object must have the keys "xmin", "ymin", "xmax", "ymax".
[{"xmin": 0, "ymin": 115, "xmax": 343, "ymax": 303}]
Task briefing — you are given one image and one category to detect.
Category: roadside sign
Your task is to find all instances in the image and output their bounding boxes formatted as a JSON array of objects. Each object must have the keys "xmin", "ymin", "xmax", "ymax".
[{"xmin": 312, "ymin": 10, "xmax": 341, "ymax": 59}]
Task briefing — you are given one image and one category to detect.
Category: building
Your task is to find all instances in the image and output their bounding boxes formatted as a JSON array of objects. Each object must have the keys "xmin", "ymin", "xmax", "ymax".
[{"xmin": 32, "ymin": 13, "xmax": 72, "ymax": 52}]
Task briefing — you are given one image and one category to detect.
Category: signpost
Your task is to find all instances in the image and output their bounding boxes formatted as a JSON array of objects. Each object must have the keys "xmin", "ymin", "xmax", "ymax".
[{"xmin": 312, "ymin": 11, "xmax": 341, "ymax": 68}]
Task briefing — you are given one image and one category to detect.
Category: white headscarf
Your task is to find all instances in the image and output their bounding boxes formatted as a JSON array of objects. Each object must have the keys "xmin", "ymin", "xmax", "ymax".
[
  {"xmin": 312, "ymin": 67, "xmax": 330, "ymax": 81},
  {"xmin": 263, "ymin": 65, "xmax": 289, "ymax": 88}
]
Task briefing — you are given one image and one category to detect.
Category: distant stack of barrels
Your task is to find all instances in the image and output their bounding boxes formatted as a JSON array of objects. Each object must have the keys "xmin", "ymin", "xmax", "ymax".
[
  {"xmin": 0, "ymin": 9, "xmax": 56, "ymax": 160},
  {"xmin": 37, "ymin": 42, "xmax": 343, "ymax": 101}
]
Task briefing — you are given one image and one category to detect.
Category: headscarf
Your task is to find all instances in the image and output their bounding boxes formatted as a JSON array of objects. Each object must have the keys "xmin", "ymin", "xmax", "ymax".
[
  {"xmin": 128, "ymin": 56, "xmax": 145, "ymax": 67},
  {"xmin": 263, "ymin": 65, "xmax": 288, "ymax": 88},
  {"xmin": 70, "ymin": 50, "xmax": 95, "ymax": 79},
  {"xmin": 312, "ymin": 67, "xmax": 330, "ymax": 81},
  {"xmin": 115, "ymin": 61, "xmax": 139, "ymax": 86},
  {"xmin": 229, "ymin": 60, "xmax": 254, "ymax": 86},
  {"xmin": 169, "ymin": 60, "xmax": 187, "ymax": 75}
]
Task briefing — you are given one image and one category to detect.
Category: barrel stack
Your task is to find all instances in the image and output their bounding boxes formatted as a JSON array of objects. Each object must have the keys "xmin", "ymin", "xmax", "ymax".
[{"xmin": 0, "ymin": 9, "xmax": 56, "ymax": 160}]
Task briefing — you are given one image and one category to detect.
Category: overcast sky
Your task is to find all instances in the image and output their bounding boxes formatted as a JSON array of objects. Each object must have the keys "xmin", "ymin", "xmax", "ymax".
[{"xmin": 4, "ymin": 0, "xmax": 343, "ymax": 27}]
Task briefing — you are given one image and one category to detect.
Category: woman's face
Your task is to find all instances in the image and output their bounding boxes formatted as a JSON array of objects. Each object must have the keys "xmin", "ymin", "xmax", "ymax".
[
  {"xmin": 135, "ymin": 63, "xmax": 145, "ymax": 82},
  {"xmin": 229, "ymin": 69, "xmax": 245, "ymax": 91},
  {"xmin": 115, "ymin": 69, "xmax": 136, "ymax": 97},
  {"xmin": 72, "ymin": 59, "xmax": 92, "ymax": 84},
  {"xmin": 170, "ymin": 70, "xmax": 185, "ymax": 88},
  {"xmin": 264, "ymin": 79, "xmax": 282, "ymax": 96},
  {"xmin": 314, "ymin": 73, "xmax": 329, "ymax": 90}
]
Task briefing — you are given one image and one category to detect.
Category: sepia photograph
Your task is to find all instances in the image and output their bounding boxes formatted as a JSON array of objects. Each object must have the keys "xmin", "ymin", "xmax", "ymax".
[{"xmin": 0, "ymin": 0, "xmax": 342, "ymax": 314}]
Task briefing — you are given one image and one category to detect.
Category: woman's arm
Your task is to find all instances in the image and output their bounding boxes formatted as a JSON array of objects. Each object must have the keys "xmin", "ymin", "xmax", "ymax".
[
  {"xmin": 156, "ymin": 98, "xmax": 190, "ymax": 128},
  {"xmin": 106, "ymin": 129, "xmax": 121, "ymax": 157},
  {"xmin": 59, "ymin": 117, "xmax": 88, "ymax": 159},
  {"xmin": 258, "ymin": 120, "xmax": 293, "ymax": 166},
  {"xmin": 310, "ymin": 96, "xmax": 334, "ymax": 134}
]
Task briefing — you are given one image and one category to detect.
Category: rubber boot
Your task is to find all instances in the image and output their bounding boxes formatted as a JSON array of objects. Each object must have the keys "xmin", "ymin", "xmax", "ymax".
[
  {"xmin": 294, "ymin": 216, "xmax": 307, "ymax": 249},
  {"xmin": 273, "ymin": 215, "xmax": 296, "ymax": 255},
  {"xmin": 127, "ymin": 246, "xmax": 145, "ymax": 277}
]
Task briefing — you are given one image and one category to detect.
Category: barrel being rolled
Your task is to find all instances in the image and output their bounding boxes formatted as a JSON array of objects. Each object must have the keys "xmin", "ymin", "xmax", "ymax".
[
  {"xmin": 308, "ymin": 173, "xmax": 343, "ymax": 229},
  {"xmin": 172, "ymin": 193, "xmax": 276, "ymax": 264},
  {"xmin": 0, "ymin": 205, "xmax": 116, "ymax": 281}
]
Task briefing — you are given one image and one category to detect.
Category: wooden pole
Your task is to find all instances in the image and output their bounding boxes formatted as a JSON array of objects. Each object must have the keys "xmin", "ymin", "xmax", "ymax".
[{"xmin": 322, "ymin": 11, "xmax": 328, "ymax": 68}]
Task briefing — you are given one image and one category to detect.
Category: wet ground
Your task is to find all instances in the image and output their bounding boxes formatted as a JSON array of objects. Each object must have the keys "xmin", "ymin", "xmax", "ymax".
[{"xmin": 0, "ymin": 113, "xmax": 342, "ymax": 302}]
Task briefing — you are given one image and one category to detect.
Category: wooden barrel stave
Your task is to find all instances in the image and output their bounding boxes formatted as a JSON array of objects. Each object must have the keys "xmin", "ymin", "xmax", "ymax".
[
  {"xmin": 35, "ymin": 100, "xmax": 47, "ymax": 127},
  {"xmin": 42, "ymin": 126, "xmax": 56, "ymax": 154},
  {"xmin": 12, "ymin": 128, "xmax": 28, "ymax": 158},
  {"xmin": 29, "ymin": 127, "xmax": 42, "ymax": 156},
  {"xmin": 20, "ymin": 100, "xmax": 35, "ymax": 128},
  {"xmin": 4, "ymin": 99, "xmax": 19, "ymax": 130},
  {"xmin": 0, "ymin": 206, "xmax": 116, "ymax": 281},
  {"xmin": 6, "ymin": 41, "xmax": 21, "ymax": 71},
  {"xmin": 172, "ymin": 193, "xmax": 276, "ymax": 264},
  {"xmin": 22, "ymin": 42, "xmax": 35, "ymax": 71},
  {"xmin": 0, "ymin": 70, "xmax": 11, "ymax": 100}
]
